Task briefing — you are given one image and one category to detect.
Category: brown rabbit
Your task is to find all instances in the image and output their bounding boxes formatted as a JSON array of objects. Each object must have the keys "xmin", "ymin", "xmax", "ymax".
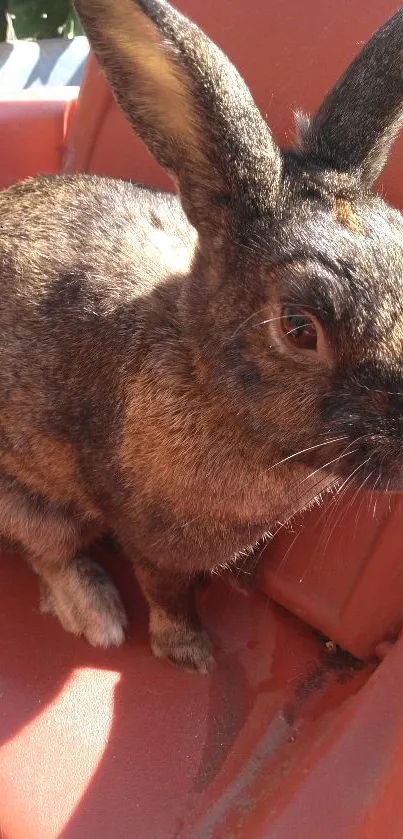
[{"xmin": 1, "ymin": 0, "xmax": 403, "ymax": 673}]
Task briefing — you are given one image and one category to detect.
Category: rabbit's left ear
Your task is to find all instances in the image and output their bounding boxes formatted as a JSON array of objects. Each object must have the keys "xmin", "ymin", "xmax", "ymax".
[
  {"xmin": 297, "ymin": 9, "xmax": 403, "ymax": 186},
  {"xmin": 74, "ymin": 0, "xmax": 282, "ymax": 236}
]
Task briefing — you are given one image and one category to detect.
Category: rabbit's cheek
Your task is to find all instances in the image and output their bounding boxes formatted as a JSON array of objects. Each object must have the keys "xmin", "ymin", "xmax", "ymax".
[{"xmin": 237, "ymin": 364, "xmax": 262, "ymax": 392}]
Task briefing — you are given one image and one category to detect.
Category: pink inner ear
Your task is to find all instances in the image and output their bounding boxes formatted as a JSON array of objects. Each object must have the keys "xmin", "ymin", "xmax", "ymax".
[{"xmin": 293, "ymin": 111, "xmax": 311, "ymax": 152}]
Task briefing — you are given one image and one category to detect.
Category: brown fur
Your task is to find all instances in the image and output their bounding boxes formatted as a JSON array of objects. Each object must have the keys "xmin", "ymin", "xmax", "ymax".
[
  {"xmin": 0, "ymin": 429, "xmax": 96, "ymax": 511},
  {"xmin": 136, "ymin": 563, "xmax": 214, "ymax": 672},
  {"xmin": 96, "ymin": 0, "xmax": 205, "ymax": 164},
  {"xmin": 0, "ymin": 1, "xmax": 403, "ymax": 670},
  {"xmin": 334, "ymin": 198, "xmax": 361, "ymax": 234}
]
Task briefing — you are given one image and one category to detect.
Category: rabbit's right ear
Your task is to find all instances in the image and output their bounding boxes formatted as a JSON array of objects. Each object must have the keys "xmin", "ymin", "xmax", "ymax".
[
  {"xmin": 74, "ymin": 0, "xmax": 282, "ymax": 236},
  {"xmin": 297, "ymin": 9, "xmax": 403, "ymax": 187}
]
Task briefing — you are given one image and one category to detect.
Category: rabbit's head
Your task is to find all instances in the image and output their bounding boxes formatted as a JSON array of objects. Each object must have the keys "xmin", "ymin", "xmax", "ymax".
[{"xmin": 75, "ymin": 0, "xmax": 403, "ymax": 492}]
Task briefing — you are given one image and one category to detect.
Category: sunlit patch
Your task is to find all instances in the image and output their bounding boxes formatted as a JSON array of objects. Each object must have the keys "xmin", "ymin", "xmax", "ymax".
[
  {"xmin": 125, "ymin": 221, "xmax": 196, "ymax": 276},
  {"xmin": 379, "ymin": 319, "xmax": 403, "ymax": 360},
  {"xmin": 0, "ymin": 667, "xmax": 120, "ymax": 838}
]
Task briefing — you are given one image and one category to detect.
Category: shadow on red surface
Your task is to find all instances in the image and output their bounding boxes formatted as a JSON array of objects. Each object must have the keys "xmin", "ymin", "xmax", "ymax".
[{"xmin": 0, "ymin": 544, "xmax": 374, "ymax": 839}]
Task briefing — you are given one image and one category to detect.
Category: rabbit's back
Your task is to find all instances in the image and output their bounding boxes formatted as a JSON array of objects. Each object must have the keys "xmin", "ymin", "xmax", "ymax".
[
  {"xmin": 0, "ymin": 174, "xmax": 196, "ymax": 509},
  {"xmin": 0, "ymin": 174, "xmax": 195, "ymax": 306}
]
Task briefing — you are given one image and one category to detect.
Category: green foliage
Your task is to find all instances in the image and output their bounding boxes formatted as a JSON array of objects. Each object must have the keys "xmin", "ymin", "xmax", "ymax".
[{"xmin": 1, "ymin": 0, "xmax": 82, "ymax": 41}]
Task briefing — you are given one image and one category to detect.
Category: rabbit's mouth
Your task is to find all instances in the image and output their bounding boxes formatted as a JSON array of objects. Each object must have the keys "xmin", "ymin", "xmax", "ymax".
[
  {"xmin": 337, "ymin": 452, "xmax": 401, "ymax": 493},
  {"xmin": 318, "ymin": 359, "xmax": 403, "ymax": 492},
  {"xmin": 298, "ymin": 434, "xmax": 402, "ymax": 494}
]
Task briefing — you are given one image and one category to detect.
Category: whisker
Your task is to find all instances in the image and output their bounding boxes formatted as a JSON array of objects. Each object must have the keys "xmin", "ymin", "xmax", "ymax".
[
  {"xmin": 320, "ymin": 463, "xmax": 373, "ymax": 562},
  {"xmin": 312, "ymin": 456, "xmax": 372, "ymax": 567},
  {"xmin": 263, "ymin": 436, "xmax": 349, "ymax": 474},
  {"xmin": 341, "ymin": 468, "xmax": 376, "ymax": 546},
  {"xmin": 335, "ymin": 464, "xmax": 375, "ymax": 540},
  {"xmin": 226, "ymin": 306, "xmax": 272, "ymax": 341},
  {"xmin": 179, "ymin": 436, "xmax": 349, "ymax": 532},
  {"xmin": 290, "ymin": 449, "xmax": 356, "ymax": 489},
  {"xmin": 369, "ymin": 472, "xmax": 382, "ymax": 521},
  {"xmin": 384, "ymin": 478, "xmax": 392, "ymax": 513},
  {"xmin": 308, "ymin": 484, "xmax": 353, "ymax": 574},
  {"xmin": 267, "ymin": 447, "xmax": 362, "ymax": 569},
  {"xmin": 336, "ymin": 457, "xmax": 371, "ymax": 495},
  {"xmin": 306, "ymin": 435, "xmax": 369, "ymax": 533},
  {"xmin": 354, "ymin": 380, "xmax": 403, "ymax": 398},
  {"xmin": 311, "ymin": 473, "xmax": 354, "ymax": 540},
  {"xmin": 273, "ymin": 528, "xmax": 304, "ymax": 578},
  {"xmin": 352, "ymin": 484, "xmax": 370, "ymax": 544},
  {"xmin": 271, "ymin": 448, "xmax": 357, "ymax": 542},
  {"xmin": 225, "ymin": 299, "xmax": 324, "ymax": 344}
]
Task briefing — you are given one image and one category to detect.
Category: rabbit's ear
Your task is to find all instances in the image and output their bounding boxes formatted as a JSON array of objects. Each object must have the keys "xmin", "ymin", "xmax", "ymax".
[
  {"xmin": 74, "ymin": 0, "xmax": 282, "ymax": 235},
  {"xmin": 297, "ymin": 9, "xmax": 403, "ymax": 187}
]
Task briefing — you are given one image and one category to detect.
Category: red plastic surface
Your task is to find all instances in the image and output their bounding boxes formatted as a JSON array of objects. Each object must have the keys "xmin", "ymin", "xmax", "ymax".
[
  {"xmin": 261, "ymin": 492, "xmax": 403, "ymax": 659},
  {"xmin": 0, "ymin": 88, "xmax": 77, "ymax": 190},
  {"xmin": 0, "ymin": 546, "xmax": 378, "ymax": 839}
]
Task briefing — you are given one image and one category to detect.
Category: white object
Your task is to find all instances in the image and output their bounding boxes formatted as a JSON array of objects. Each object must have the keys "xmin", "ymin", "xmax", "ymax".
[{"xmin": 0, "ymin": 36, "xmax": 89, "ymax": 93}]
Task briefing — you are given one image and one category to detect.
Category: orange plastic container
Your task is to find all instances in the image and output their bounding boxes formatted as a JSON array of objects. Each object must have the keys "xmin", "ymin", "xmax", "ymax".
[
  {"xmin": 0, "ymin": 87, "xmax": 77, "ymax": 190},
  {"xmin": 1, "ymin": 2, "xmax": 403, "ymax": 838}
]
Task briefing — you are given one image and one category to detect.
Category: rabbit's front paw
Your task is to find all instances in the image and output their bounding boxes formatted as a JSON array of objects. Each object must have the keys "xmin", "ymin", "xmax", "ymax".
[
  {"xmin": 150, "ymin": 610, "xmax": 215, "ymax": 674},
  {"xmin": 39, "ymin": 556, "xmax": 127, "ymax": 648}
]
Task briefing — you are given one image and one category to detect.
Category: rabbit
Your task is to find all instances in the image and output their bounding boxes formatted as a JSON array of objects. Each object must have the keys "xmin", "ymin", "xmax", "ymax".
[{"xmin": 1, "ymin": 0, "xmax": 403, "ymax": 674}]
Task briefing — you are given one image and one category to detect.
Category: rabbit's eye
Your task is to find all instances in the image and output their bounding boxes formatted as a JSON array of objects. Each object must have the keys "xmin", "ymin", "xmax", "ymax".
[{"xmin": 281, "ymin": 307, "xmax": 317, "ymax": 351}]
